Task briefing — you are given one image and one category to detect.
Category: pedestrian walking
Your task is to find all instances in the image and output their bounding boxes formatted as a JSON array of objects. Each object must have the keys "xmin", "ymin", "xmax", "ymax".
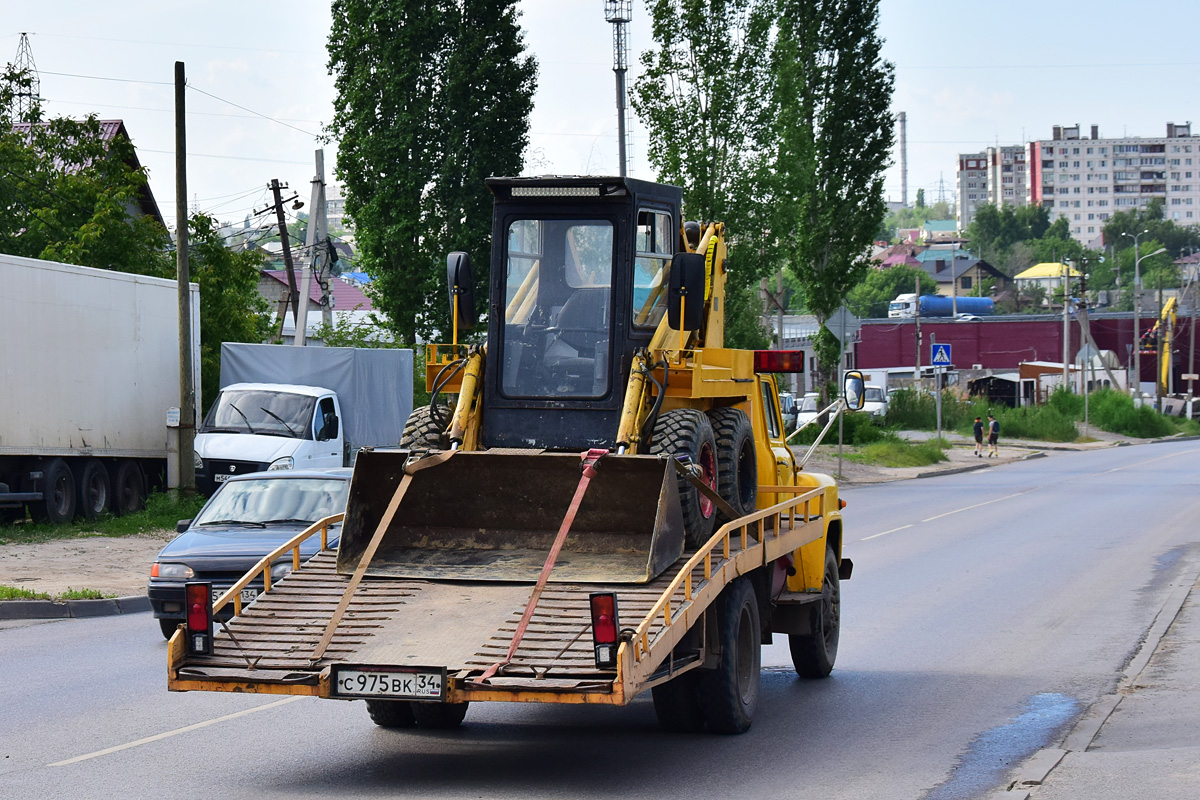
[
  {"xmin": 987, "ymin": 414, "xmax": 999, "ymax": 457},
  {"xmin": 973, "ymin": 416, "xmax": 984, "ymax": 457}
]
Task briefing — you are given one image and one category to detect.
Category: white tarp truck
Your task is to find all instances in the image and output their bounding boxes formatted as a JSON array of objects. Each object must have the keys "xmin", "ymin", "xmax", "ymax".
[
  {"xmin": 0, "ymin": 254, "xmax": 199, "ymax": 523},
  {"xmin": 193, "ymin": 343, "xmax": 412, "ymax": 494}
]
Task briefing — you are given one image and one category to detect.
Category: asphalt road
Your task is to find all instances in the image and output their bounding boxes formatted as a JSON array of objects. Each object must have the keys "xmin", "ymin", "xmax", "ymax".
[{"xmin": 2, "ymin": 440, "xmax": 1198, "ymax": 800}]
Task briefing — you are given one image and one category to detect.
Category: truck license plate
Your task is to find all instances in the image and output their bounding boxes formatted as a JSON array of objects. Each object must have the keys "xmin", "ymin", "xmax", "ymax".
[
  {"xmin": 213, "ymin": 588, "xmax": 257, "ymax": 604},
  {"xmin": 331, "ymin": 665, "xmax": 446, "ymax": 700}
]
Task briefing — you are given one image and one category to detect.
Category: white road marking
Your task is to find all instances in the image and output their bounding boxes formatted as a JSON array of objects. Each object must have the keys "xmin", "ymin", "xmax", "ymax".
[
  {"xmin": 921, "ymin": 490, "xmax": 1032, "ymax": 522},
  {"xmin": 48, "ymin": 696, "xmax": 304, "ymax": 767},
  {"xmin": 861, "ymin": 524, "xmax": 912, "ymax": 541}
]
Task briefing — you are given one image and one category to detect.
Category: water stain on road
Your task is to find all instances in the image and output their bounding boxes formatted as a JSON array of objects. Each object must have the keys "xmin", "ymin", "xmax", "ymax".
[{"xmin": 923, "ymin": 692, "xmax": 1079, "ymax": 800}]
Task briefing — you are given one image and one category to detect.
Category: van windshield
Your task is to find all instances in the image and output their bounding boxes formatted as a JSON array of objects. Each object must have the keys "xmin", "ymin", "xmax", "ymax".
[
  {"xmin": 202, "ymin": 390, "xmax": 315, "ymax": 439},
  {"xmin": 864, "ymin": 387, "xmax": 885, "ymax": 402}
]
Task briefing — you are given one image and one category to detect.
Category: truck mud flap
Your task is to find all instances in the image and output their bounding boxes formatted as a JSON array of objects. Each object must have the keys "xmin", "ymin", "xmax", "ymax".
[{"xmin": 336, "ymin": 449, "xmax": 686, "ymax": 584}]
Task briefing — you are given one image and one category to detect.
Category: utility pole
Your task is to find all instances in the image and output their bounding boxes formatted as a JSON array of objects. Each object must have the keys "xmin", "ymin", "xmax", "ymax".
[
  {"xmin": 295, "ymin": 150, "xmax": 328, "ymax": 347},
  {"xmin": 175, "ymin": 61, "xmax": 195, "ymax": 495},
  {"xmin": 914, "ymin": 274, "xmax": 922, "ymax": 390},
  {"xmin": 1157, "ymin": 277, "xmax": 1164, "ymax": 411},
  {"xmin": 1062, "ymin": 261, "xmax": 1071, "ymax": 391},
  {"xmin": 604, "ymin": 0, "xmax": 632, "ymax": 177},
  {"xmin": 258, "ymin": 181, "xmax": 303, "ymax": 340}
]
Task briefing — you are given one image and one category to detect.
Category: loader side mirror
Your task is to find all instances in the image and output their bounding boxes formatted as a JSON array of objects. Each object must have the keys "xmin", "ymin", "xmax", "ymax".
[
  {"xmin": 843, "ymin": 370, "xmax": 865, "ymax": 411},
  {"xmin": 446, "ymin": 252, "xmax": 477, "ymax": 332},
  {"xmin": 667, "ymin": 252, "xmax": 706, "ymax": 331}
]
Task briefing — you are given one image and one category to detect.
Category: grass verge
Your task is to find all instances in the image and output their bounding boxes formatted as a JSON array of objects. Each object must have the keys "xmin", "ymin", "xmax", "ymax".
[
  {"xmin": 0, "ymin": 584, "xmax": 115, "ymax": 601},
  {"xmin": 0, "ymin": 491, "xmax": 206, "ymax": 546},
  {"xmin": 846, "ymin": 438, "xmax": 950, "ymax": 468}
]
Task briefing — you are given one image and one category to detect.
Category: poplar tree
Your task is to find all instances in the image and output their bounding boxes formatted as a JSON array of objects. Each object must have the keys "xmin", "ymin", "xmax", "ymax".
[{"xmin": 328, "ymin": 0, "xmax": 536, "ymax": 344}]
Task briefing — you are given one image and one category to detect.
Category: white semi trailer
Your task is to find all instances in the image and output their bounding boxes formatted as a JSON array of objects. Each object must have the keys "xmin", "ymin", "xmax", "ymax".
[{"xmin": 0, "ymin": 254, "xmax": 199, "ymax": 523}]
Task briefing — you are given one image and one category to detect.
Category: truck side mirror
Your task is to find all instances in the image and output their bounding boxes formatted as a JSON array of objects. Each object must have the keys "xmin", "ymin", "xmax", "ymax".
[
  {"xmin": 446, "ymin": 252, "xmax": 477, "ymax": 332},
  {"xmin": 843, "ymin": 370, "xmax": 865, "ymax": 411},
  {"xmin": 667, "ymin": 252, "xmax": 706, "ymax": 331}
]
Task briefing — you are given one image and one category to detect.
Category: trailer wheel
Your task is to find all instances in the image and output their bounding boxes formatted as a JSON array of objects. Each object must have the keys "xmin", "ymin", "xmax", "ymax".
[
  {"xmin": 650, "ymin": 409, "xmax": 718, "ymax": 548},
  {"xmin": 411, "ymin": 701, "xmax": 468, "ymax": 729},
  {"xmin": 31, "ymin": 458, "xmax": 76, "ymax": 524},
  {"xmin": 651, "ymin": 670, "xmax": 706, "ymax": 732},
  {"xmin": 707, "ymin": 407, "xmax": 757, "ymax": 523},
  {"xmin": 365, "ymin": 699, "xmax": 416, "ymax": 728},
  {"xmin": 400, "ymin": 405, "xmax": 450, "ymax": 451},
  {"xmin": 698, "ymin": 577, "xmax": 760, "ymax": 734},
  {"xmin": 111, "ymin": 461, "xmax": 146, "ymax": 516},
  {"xmin": 788, "ymin": 547, "xmax": 840, "ymax": 678},
  {"xmin": 76, "ymin": 459, "xmax": 111, "ymax": 520}
]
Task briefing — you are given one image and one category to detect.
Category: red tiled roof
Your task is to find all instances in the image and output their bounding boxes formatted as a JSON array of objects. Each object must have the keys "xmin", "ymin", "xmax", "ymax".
[{"xmin": 262, "ymin": 270, "xmax": 373, "ymax": 311}]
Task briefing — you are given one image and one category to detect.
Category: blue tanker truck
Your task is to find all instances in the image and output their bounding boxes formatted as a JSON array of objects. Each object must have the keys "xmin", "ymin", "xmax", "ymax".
[{"xmin": 888, "ymin": 293, "xmax": 994, "ymax": 319}]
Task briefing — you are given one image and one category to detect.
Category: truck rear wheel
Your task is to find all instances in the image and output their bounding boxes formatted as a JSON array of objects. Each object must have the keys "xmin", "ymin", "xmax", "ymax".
[
  {"xmin": 707, "ymin": 407, "xmax": 757, "ymax": 523},
  {"xmin": 76, "ymin": 459, "xmax": 111, "ymax": 520},
  {"xmin": 698, "ymin": 577, "xmax": 760, "ymax": 734},
  {"xmin": 411, "ymin": 701, "xmax": 468, "ymax": 729},
  {"xmin": 111, "ymin": 461, "xmax": 145, "ymax": 516},
  {"xmin": 651, "ymin": 670, "xmax": 705, "ymax": 732},
  {"xmin": 365, "ymin": 699, "xmax": 416, "ymax": 728},
  {"xmin": 400, "ymin": 406, "xmax": 450, "ymax": 451},
  {"xmin": 788, "ymin": 547, "xmax": 840, "ymax": 678},
  {"xmin": 32, "ymin": 458, "xmax": 76, "ymax": 524},
  {"xmin": 650, "ymin": 409, "xmax": 718, "ymax": 548}
]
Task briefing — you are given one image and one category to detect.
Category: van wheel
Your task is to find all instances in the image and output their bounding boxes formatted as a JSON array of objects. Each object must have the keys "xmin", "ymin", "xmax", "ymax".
[
  {"xmin": 652, "ymin": 670, "xmax": 706, "ymax": 732},
  {"xmin": 400, "ymin": 406, "xmax": 450, "ymax": 451},
  {"xmin": 650, "ymin": 409, "xmax": 718, "ymax": 548},
  {"xmin": 111, "ymin": 462, "xmax": 146, "ymax": 516},
  {"xmin": 32, "ymin": 458, "xmax": 76, "ymax": 524},
  {"xmin": 698, "ymin": 578, "xmax": 760, "ymax": 734},
  {"xmin": 76, "ymin": 460, "xmax": 111, "ymax": 520},
  {"xmin": 411, "ymin": 701, "xmax": 468, "ymax": 729},
  {"xmin": 708, "ymin": 407, "xmax": 757, "ymax": 523},
  {"xmin": 365, "ymin": 699, "xmax": 416, "ymax": 728},
  {"xmin": 789, "ymin": 547, "xmax": 841, "ymax": 678}
]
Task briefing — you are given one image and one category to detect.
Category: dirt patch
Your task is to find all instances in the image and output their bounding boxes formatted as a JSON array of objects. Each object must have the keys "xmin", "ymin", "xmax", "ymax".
[{"xmin": 0, "ymin": 531, "xmax": 174, "ymax": 598}]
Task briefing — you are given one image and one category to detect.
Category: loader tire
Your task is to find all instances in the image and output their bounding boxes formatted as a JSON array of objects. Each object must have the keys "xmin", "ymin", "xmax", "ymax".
[
  {"xmin": 707, "ymin": 407, "xmax": 757, "ymax": 524},
  {"xmin": 698, "ymin": 577, "xmax": 760, "ymax": 734},
  {"xmin": 365, "ymin": 699, "xmax": 416, "ymax": 728},
  {"xmin": 651, "ymin": 670, "xmax": 706, "ymax": 733},
  {"xmin": 411, "ymin": 701, "xmax": 468, "ymax": 729},
  {"xmin": 788, "ymin": 547, "xmax": 840, "ymax": 678},
  {"xmin": 400, "ymin": 405, "xmax": 450, "ymax": 451},
  {"xmin": 650, "ymin": 408, "xmax": 718, "ymax": 549}
]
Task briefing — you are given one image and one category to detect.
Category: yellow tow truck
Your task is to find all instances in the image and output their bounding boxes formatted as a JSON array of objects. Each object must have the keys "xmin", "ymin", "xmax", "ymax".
[{"xmin": 167, "ymin": 175, "xmax": 863, "ymax": 734}]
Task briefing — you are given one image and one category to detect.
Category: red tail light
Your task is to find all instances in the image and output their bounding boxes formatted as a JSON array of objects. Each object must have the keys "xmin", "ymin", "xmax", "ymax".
[
  {"xmin": 590, "ymin": 592, "xmax": 620, "ymax": 669},
  {"xmin": 754, "ymin": 350, "xmax": 805, "ymax": 373},
  {"xmin": 184, "ymin": 581, "xmax": 213, "ymax": 655}
]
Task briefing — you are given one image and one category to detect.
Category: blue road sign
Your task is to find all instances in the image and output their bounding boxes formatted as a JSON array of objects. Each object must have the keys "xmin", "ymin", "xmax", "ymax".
[{"xmin": 931, "ymin": 343, "xmax": 952, "ymax": 365}]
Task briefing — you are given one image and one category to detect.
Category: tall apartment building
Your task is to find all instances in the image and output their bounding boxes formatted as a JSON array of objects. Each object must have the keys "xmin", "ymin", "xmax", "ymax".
[
  {"xmin": 1028, "ymin": 122, "xmax": 1199, "ymax": 247},
  {"xmin": 956, "ymin": 146, "xmax": 1027, "ymax": 230}
]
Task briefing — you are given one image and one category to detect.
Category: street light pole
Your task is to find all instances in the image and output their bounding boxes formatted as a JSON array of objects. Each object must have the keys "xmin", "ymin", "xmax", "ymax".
[{"xmin": 1123, "ymin": 229, "xmax": 1149, "ymax": 399}]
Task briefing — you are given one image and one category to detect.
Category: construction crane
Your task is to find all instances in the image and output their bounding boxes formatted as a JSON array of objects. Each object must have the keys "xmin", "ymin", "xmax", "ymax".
[{"xmin": 1139, "ymin": 296, "xmax": 1177, "ymax": 394}]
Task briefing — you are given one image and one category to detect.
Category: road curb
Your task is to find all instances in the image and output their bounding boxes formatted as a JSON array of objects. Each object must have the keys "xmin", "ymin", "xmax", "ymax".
[{"xmin": 0, "ymin": 594, "xmax": 149, "ymax": 620}]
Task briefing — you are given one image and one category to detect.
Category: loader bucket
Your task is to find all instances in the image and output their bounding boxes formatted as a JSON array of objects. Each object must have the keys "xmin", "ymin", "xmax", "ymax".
[{"xmin": 336, "ymin": 449, "xmax": 686, "ymax": 584}]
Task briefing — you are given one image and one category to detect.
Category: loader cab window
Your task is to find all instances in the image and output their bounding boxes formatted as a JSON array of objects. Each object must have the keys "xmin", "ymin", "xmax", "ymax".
[
  {"xmin": 760, "ymin": 379, "xmax": 782, "ymax": 440},
  {"xmin": 501, "ymin": 218, "xmax": 615, "ymax": 399},
  {"xmin": 633, "ymin": 209, "xmax": 674, "ymax": 329}
]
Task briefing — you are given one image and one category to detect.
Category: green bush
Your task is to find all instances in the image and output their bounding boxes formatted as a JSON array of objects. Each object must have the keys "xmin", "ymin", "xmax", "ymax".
[
  {"xmin": 791, "ymin": 408, "xmax": 896, "ymax": 446},
  {"xmin": 1047, "ymin": 387, "xmax": 1084, "ymax": 418},
  {"xmin": 848, "ymin": 438, "xmax": 949, "ymax": 468},
  {"xmin": 885, "ymin": 388, "xmax": 973, "ymax": 430},
  {"xmin": 991, "ymin": 405, "xmax": 1079, "ymax": 442},
  {"xmin": 1089, "ymin": 389, "xmax": 1175, "ymax": 438}
]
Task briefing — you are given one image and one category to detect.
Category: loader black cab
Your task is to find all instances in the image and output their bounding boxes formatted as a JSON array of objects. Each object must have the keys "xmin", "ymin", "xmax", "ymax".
[{"xmin": 481, "ymin": 176, "xmax": 683, "ymax": 451}]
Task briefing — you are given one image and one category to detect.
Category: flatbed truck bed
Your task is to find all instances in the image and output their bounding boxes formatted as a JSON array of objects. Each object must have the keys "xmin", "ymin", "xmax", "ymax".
[{"xmin": 168, "ymin": 484, "xmax": 836, "ymax": 708}]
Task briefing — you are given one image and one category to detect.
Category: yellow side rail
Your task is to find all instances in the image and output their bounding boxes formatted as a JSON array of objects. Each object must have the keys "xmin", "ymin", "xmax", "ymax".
[
  {"xmin": 622, "ymin": 486, "xmax": 828, "ymax": 688},
  {"xmin": 212, "ymin": 513, "xmax": 345, "ymax": 617}
]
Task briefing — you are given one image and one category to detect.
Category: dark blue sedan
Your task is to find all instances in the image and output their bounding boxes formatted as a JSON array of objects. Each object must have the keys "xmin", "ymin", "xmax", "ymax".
[{"xmin": 149, "ymin": 468, "xmax": 351, "ymax": 638}]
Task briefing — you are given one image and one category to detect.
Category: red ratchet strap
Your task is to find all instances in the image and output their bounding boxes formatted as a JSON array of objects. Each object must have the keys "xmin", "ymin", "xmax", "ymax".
[{"xmin": 473, "ymin": 448, "xmax": 608, "ymax": 685}]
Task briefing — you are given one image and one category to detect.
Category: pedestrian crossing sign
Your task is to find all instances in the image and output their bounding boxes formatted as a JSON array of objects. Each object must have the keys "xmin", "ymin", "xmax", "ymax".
[{"xmin": 932, "ymin": 343, "xmax": 952, "ymax": 365}]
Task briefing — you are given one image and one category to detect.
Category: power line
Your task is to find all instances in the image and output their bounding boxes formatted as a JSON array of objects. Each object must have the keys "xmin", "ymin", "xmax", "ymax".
[{"xmin": 185, "ymin": 85, "xmax": 321, "ymax": 138}]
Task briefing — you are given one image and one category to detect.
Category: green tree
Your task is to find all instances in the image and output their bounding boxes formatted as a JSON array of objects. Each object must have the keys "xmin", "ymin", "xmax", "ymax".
[
  {"xmin": 185, "ymin": 214, "xmax": 272, "ymax": 404},
  {"xmin": 915, "ymin": 188, "xmax": 925, "ymax": 209},
  {"xmin": 0, "ymin": 67, "xmax": 172, "ymax": 276},
  {"xmin": 769, "ymin": 0, "xmax": 895, "ymax": 391},
  {"xmin": 632, "ymin": 0, "xmax": 777, "ymax": 349},
  {"xmin": 327, "ymin": 0, "xmax": 536, "ymax": 344},
  {"xmin": 846, "ymin": 265, "xmax": 935, "ymax": 318}
]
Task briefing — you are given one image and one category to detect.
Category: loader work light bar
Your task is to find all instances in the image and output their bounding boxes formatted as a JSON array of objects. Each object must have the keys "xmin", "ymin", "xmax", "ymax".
[
  {"xmin": 754, "ymin": 350, "xmax": 805, "ymax": 373},
  {"xmin": 511, "ymin": 186, "xmax": 600, "ymax": 197}
]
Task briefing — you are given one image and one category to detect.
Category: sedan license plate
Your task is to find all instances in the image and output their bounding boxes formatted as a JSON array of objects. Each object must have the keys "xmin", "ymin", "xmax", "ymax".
[
  {"xmin": 213, "ymin": 588, "xmax": 257, "ymax": 605},
  {"xmin": 332, "ymin": 665, "xmax": 446, "ymax": 700}
]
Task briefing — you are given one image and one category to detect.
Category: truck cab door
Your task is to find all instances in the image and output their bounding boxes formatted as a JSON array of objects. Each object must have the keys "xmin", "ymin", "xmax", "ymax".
[
  {"xmin": 756, "ymin": 376, "xmax": 798, "ymax": 508},
  {"xmin": 310, "ymin": 395, "xmax": 342, "ymax": 468}
]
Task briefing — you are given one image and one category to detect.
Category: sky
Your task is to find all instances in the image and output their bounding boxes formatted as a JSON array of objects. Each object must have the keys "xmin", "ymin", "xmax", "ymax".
[{"xmin": 7, "ymin": 0, "xmax": 1200, "ymax": 233}]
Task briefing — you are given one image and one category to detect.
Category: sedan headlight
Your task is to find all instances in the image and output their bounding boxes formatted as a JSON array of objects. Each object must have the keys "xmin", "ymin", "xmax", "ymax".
[
  {"xmin": 267, "ymin": 456, "xmax": 294, "ymax": 471},
  {"xmin": 270, "ymin": 562, "xmax": 294, "ymax": 581},
  {"xmin": 153, "ymin": 562, "xmax": 194, "ymax": 579}
]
